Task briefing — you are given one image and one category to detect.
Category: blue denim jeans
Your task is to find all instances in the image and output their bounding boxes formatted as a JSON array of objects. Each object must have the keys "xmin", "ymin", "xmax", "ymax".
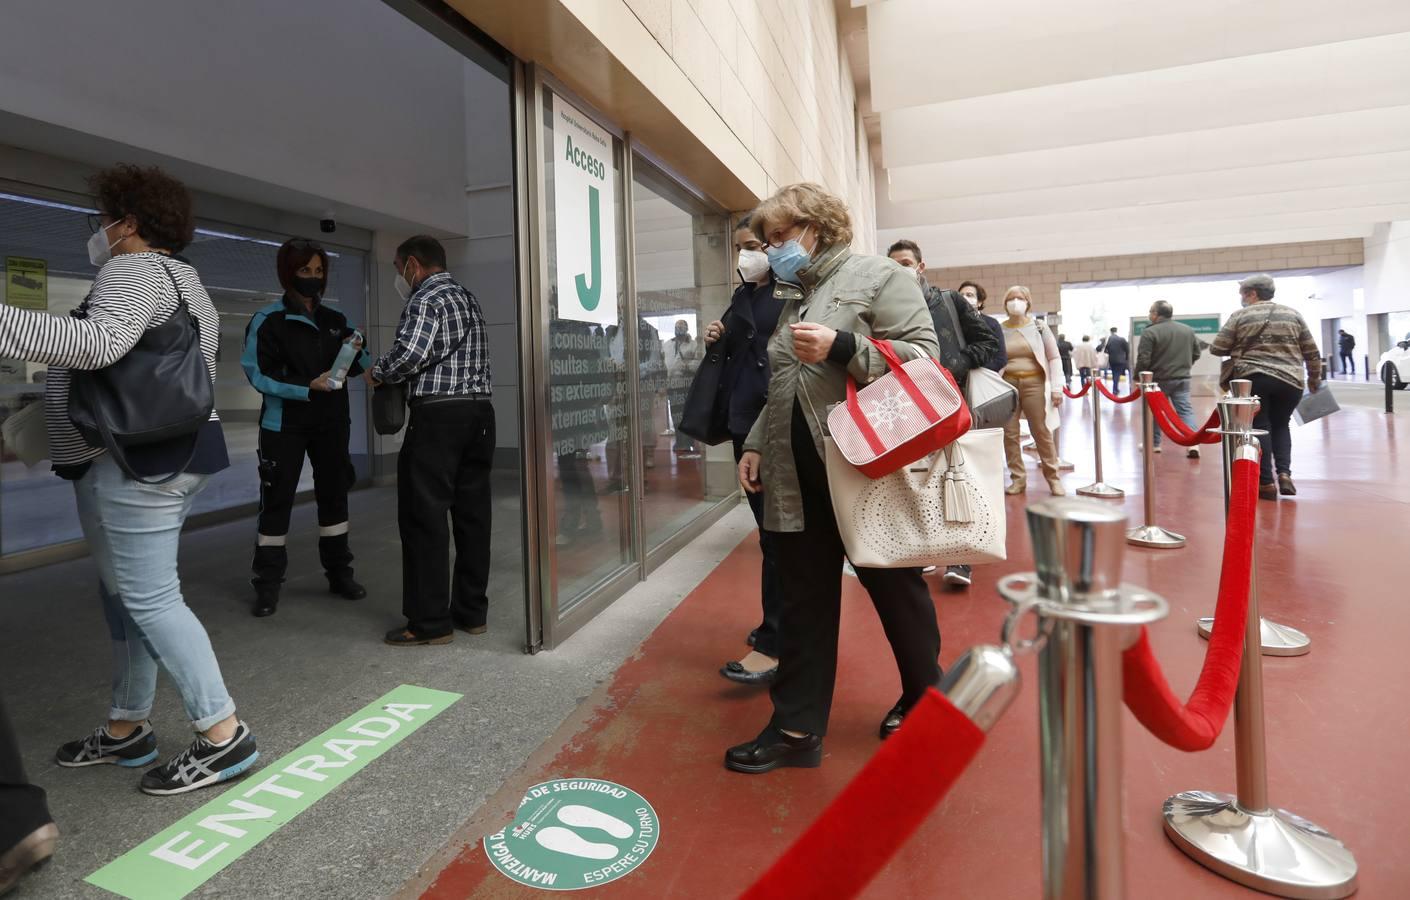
[
  {"xmin": 1154, "ymin": 378, "xmax": 1196, "ymax": 447},
  {"xmin": 73, "ymin": 455, "xmax": 236, "ymax": 731}
]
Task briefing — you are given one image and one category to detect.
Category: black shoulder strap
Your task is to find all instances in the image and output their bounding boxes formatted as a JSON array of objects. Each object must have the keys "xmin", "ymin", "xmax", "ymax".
[{"xmin": 936, "ymin": 290, "xmax": 967, "ymax": 350}]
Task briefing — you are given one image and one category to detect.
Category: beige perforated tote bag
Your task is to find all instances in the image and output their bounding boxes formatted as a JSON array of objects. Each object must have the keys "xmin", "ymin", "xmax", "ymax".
[{"xmin": 825, "ymin": 427, "xmax": 1007, "ymax": 569}]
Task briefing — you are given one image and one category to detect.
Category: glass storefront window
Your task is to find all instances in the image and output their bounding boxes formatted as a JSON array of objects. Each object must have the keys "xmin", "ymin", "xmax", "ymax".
[
  {"xmin": 541, "ymin": 89, "xmax": 635, "ymax": 613},
  {"xmin": 628, "ymin": 156, "xmax": 735, "ymax": 551},
  {"xmin": 0, "ymin": 189, "xmax": 369, "ymax": 557}
]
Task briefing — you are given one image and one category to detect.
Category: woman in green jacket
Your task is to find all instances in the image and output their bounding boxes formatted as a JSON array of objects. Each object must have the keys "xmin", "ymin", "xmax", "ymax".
[{"xmin": 726, "ymin": 184, "xmax": 943, "ymax": 774}]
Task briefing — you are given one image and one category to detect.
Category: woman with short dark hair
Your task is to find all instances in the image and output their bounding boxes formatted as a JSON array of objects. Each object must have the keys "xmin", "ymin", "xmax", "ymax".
[
  {"xmin": 0, "ymin": 164, "xmax": 257, "ymax": 796},
  {"xmin": 240, "ymin": 238, "xmax": 370, "ymax": 617}
]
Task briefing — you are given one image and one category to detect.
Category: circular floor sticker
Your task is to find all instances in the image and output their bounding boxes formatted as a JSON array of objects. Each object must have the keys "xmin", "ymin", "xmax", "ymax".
[{"xmin": 484, "ymin": 778, "xmax": 659, "ymax": 891}]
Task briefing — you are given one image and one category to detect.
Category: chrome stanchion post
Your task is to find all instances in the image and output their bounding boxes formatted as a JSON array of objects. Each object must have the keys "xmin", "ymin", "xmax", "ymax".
[
  {"xmin": 1000, "ymin": 499, "xmax": 1168, "ymax": 900},
  {"xmin": 1127, "ymin": 372, "xmax": 1185, "ymax": 548},
  {"xmin": 1076, "ymin": 382, "xmax": 1124, "ymax": 498},
  {"xmin": 1196, "ymin": 380, "xmax": 1310, "ymax": 656},
  {"xmin": 1163, "ymin": 381, "xmax": 1356, "ymax": 899}
]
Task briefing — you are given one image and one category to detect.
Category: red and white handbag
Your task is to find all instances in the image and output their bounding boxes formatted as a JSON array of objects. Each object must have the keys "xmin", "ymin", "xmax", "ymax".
[{"xmin": 826, "ymin": 337, "xmax": 971, "ymax": 478}]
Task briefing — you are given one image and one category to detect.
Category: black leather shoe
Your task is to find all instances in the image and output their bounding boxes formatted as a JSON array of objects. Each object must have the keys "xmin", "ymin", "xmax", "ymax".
[
  {"xmin": 383, "ymin": 627, "xmax": 453, "ymax": 646},
  {"xmin": 879, "ymin": 702, "xmax": 906, "ymax": 740},
  {"xmin": 328, "ymin": 576, "xmax": 367, "ymax": 600},
  {"xmin": 724, "ymin": 727, "xmax": 822, "ymax": 774},
  {"xmin": 252, "ymin": 585, "xmax": 279, "ymax": 618},
  {"xmin": 719, "ymin": 660, "xmax": 778, "ymax": 686},
  {"xmin": 455, "ymin": 622, "xmax": 487, "ymax": 635}
]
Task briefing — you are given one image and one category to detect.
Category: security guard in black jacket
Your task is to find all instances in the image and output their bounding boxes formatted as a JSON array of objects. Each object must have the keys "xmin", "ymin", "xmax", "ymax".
[{"xmin": 241, "ymin": 239, "xmax": 371, "ymax": 617}]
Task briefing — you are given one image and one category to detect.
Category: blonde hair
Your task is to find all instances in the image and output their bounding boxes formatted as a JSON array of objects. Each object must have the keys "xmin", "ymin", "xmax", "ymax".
[
  {"xmin": 751, "ymin": 183, "xmax": 853, "ymax": 248},
  {"xmin": 1004, "ymin": 285, "xmax": 1032, "ymax": 312}
]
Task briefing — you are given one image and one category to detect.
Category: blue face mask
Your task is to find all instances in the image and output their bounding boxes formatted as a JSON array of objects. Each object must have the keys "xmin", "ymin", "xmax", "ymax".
[{"xmin": 766, "ymin": 228, "xmax": 813, "ymax": 283}]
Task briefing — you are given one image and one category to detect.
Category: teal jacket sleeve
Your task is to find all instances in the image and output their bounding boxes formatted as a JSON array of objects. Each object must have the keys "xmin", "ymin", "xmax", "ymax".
[{"xmin": 241, "ymin": 312, "xmax": 311, "ymax": 401}]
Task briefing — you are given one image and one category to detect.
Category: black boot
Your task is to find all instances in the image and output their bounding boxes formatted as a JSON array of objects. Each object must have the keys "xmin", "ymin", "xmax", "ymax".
[
  {"xmin": 252, "ymin": 583, "xmax": 280, "ymax": 618},
  {"xmin": 319, "ymin": 532, "xmax": 365, "ymax": 599},
  {"xmin": 251, "ymin": 544, "xmax": 287, "ymax": 618}
]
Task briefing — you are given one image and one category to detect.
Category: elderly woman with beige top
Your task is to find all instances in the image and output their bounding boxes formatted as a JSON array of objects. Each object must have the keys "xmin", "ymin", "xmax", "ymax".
[
  {"xmin": 727, "ymin": 183, "xmax": 942, "ymax": 775},
  {"xmin": 1000, "ymin": 286, "xmax": 1065, "ymax": 495}
]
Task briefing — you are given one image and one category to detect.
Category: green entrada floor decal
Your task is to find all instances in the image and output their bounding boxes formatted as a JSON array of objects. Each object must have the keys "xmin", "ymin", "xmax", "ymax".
[
  {"xmin": 87, "ymin": 684, "xmax": 461, "ymax": 900},
  {"xmin": 485, "ymin": 778, "xmax": 659, "ymax": 890}
]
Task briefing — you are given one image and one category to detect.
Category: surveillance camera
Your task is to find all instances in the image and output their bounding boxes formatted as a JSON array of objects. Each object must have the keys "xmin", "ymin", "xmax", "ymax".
[{"xmin": 320, "ymin": 218, "xmax": 336, "ymax": 234}]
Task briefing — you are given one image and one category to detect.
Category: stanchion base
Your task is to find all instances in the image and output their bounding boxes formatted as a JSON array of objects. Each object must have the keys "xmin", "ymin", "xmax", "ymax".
[
  {"xmin": 1057, "ymin": 457, "xmax": 1075, "ymax": 471},
  {"xmin": 1197, "ymin": 616, "xmax": 1312, "ymax": 656},
  {"xmin": 1076, "ymin": 482, "xmax": 1125, "ymax": 498},
  {"xmin": 1126, "ymin": 524, "xmax": 1186, "ymax": 548},
  {"xmin": 1163, "ymin": 792, "xmax": 1357, "ymax": 899}
]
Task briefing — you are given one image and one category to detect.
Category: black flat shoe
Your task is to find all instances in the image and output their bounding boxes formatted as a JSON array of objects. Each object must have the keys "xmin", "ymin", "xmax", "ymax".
[
  {"xmin": 383, "ymin": 627, "xmax": 453, "ymax": 646},
  {"xmin": 252, "ymin": 586, "xmax": 279, "ymax": 618},
  {"xmin": 724, "ymin": 727, "xmax": 822, "ymax": 774},
  {"xmin": 879, "ymin": 702, "xmax": 906, "ymax": 740},
  {"xmin": 719, "ymin": 660, "xmax": 778, "ymax": 686},
  {"xmin": 328, "ymin": 576, "xmax": 367, "ymax": 600}
]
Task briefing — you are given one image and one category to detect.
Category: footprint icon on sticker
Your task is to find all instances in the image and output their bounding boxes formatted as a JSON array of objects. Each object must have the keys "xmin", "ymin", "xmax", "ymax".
[
  {"xmin": 535, "ymin": 826, "xmax": 618, "ymax": 860},
  {"xmin": 556, "ymin": 804, "xmax": 634, "ymax": 839}
]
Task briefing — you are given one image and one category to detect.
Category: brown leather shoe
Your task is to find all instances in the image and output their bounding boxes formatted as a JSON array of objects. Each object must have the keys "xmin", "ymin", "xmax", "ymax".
[
  {"xmin": 1258, "ymin": 483, "xmax": 1279, "ymax": 501},
  {"xmin": 383, "ymin": 628, "xmax": 453, "ymax": 646},
  {"xmin": 1278, "ymin": 473, "xmax": 1297, "ymax": 496},
  {"xmin": 0, "ymin": 822, "xmax": 58, "ymax": 897}
]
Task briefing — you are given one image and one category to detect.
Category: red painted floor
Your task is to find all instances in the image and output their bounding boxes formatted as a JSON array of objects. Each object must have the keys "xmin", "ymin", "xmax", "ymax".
[{"xmin": 412, "ymin": 399, "xmax": 1410, "ymax": 899}]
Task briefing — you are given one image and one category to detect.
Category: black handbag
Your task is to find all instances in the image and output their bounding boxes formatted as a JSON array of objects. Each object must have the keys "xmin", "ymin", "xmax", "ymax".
[
  {"xmin": 68, "ymin": 261, "xmax": 214, "ymax": 484},
  {"xmin": 677, "ymin": 345, "xmax": 731, "ymax": 446},
  {"xmin": 372, "ymin": 381, "xmax": 409, "ymax": 436}
]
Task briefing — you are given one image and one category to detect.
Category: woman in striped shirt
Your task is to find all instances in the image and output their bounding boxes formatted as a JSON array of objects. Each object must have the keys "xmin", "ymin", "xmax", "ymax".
[{"xmin": 0, "ymin": 165, "xmax": 258, "ymax": 796}]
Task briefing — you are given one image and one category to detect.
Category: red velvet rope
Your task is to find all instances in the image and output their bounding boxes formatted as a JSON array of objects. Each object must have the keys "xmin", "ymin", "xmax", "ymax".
[
  {"xmin": 1145, "ymin": 392, "xmax": 1222, "ymax": 446},
  {"xmin": 1095, "ymin": 379, "xmax": 1143, "ymax": 403},
  {"xmin": 741, "ymin": 688, "xmax": 985, "ymax": 899},
  {"xmin": 1063, "ymin": 381, "xmax": 1093, "ymax": 399},
  {"xmin": 1121, "ymin": 456, "xmax": 1259, "ymax": 750}
]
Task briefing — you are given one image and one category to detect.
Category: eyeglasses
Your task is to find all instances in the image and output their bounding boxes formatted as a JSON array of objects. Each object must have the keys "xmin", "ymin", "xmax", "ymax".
[{"xmin": 86, "ymin": 214, "xmax": 107, "ymax": 234}]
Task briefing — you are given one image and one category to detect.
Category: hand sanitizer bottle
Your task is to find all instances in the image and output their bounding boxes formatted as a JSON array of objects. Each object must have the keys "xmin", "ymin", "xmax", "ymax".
[{"xmin": 327, "ymin": 330, "xmax": 363, "ymax": 390}]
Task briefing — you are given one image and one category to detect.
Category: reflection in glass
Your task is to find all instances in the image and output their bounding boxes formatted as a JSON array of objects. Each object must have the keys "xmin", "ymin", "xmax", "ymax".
[
  {"xmin": 543, "ymin": 90, "xmax": 635, "ymax": 614},
  {"xmin": 630, "ymin": 155, "xmax": 733, "ymax": 551}
]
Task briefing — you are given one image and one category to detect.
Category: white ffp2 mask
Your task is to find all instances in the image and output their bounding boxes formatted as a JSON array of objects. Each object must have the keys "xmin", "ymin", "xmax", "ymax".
[
  {"xmin": 87, "ymin": 220, "xmax": 122, "ymax": 268},
  {"xmin": 737, "ymin": 249, "xmax": 770, "ymax": 283}
]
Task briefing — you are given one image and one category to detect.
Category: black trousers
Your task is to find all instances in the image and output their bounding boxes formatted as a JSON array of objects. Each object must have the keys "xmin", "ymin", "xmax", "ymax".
[
  {"xmin": 0, "ymin": 694, "xmax": 50, "ymax": 852},
  {"xmin": 1109, "ymin": 363, "xmax": 1129, "ymax": 389},
  {"xmin": 768, "ymin": 403, "xmax": 941, "ymax": 736},
  {"xmin": 1061, "ymin": 357, "xmax": 1073, "ymax": 386},
  {"xmin": 253, "ymin": 424, "xmax": 355, "ymax": 585},
  {"xmin": 733, "ymin": 436, "xmax": 782, "ymax": 659},
  {"xmin": 399, "ymin": 399, "xmax": 495, "ymax": 635},
  {"xmin": 1339, "ymin": 351, "xmax": 1355, "ymax": 374},
  {"xmin": 1247, "ymin": 373, "xmax": 1302, "ymax": 485}
]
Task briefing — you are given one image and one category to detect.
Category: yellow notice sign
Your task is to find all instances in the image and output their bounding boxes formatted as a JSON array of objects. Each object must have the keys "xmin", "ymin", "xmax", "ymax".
[{"xmin": 5, "ymin": 257, "xmax": 47, "ymax": 310}]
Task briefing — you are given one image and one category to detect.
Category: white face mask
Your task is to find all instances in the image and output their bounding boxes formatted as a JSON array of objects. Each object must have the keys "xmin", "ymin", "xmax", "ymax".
[
  {"xmin": 394, "ymin": 260, "xmax": 414, "ymax": 301},
  {"xmin": 1006, "ymin": 299, "xmax": 1028, "ymax": 317},
  {"xmin": 737, "ymin": 249, "xmax": 770, "ymax": 283},
  {"xmin": 87, "ymin": 220, "xmax": 123, "ymax": 268}
]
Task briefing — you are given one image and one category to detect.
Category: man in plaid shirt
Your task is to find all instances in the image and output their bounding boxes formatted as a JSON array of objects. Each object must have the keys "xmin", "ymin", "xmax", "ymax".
[{"xmin": 371, "ymin": 236, "xmax": 495, "ymax": 646}]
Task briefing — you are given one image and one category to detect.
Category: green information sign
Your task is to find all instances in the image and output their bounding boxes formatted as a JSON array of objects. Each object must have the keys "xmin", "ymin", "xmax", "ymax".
[
  {"xmin": 1132, "ymin": 314, "xmax": 1221, "ymax": 336},
  {"xmin": 5, "ymin": 256, "xmax": 47, "ymax": 310},
  {"xmin": 87, "ymin": 684, "xmax": 461, "ymax": 900},
  {"xmin": 485, "ymin": 778, "xmax": 659, "ymax": 890}
]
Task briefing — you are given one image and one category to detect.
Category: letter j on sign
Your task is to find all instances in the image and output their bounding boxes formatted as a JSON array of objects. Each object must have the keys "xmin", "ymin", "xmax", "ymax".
[
  {"xmin": 552, "ymin": 91, "xmax": 618, "ymax": 326},
  {"xmin": 86, "ymin": 685, "xmax": 460, "ymax": 900}
]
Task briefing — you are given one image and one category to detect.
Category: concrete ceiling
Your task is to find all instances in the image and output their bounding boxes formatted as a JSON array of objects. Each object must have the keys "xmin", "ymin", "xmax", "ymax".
[{"xmin": 862, "ymin": 0, "xmax": 1410, "ymax": 267}]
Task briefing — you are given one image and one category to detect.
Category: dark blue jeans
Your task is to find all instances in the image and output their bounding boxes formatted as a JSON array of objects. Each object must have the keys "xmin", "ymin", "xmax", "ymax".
[{"xmin": 733, "ymin": 436, "xmax": 782, "ymax": 658}]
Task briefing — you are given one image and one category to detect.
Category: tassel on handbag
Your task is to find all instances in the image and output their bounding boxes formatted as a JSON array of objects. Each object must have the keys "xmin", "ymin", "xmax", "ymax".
[{"xmin": 941, "ymin": 444, "xmax": 973, "ymax": 524}]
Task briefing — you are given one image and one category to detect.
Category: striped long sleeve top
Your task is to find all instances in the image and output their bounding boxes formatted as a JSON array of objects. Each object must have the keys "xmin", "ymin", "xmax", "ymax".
[
  {"xmin": 0, "ymin": 252, "xmax": 221, "ymax": 468},
  {"xmin": 1210, "ymin": 301, "xmax": 1322, "ymax": 391}
]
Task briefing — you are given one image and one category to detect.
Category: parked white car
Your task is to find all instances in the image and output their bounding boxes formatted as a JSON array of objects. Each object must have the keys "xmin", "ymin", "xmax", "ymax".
[{"xmin": 1380, "ymin": 339, "xmax": 1410, "ymax": 390}]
